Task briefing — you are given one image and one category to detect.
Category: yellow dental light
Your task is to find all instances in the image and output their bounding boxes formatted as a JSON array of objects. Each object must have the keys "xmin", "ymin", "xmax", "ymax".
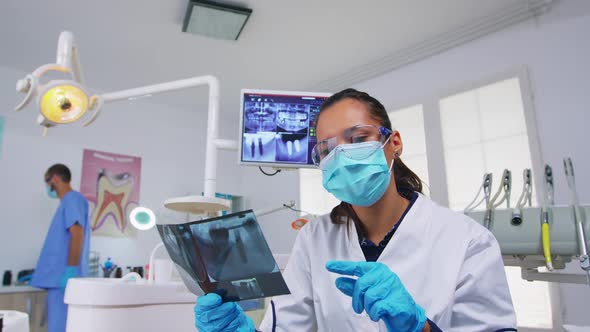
[{"xmin": 39, "ymin": 82, "xmax": 88, "ymax": 124}]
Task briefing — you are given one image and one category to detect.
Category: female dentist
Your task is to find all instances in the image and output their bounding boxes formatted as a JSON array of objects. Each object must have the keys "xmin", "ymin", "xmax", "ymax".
[{"xmin": 194, "ymin": 89, "xmax": 516, "ymax": 331}]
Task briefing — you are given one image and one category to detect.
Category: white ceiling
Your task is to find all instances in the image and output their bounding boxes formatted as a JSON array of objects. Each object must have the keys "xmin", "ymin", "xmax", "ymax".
[{"xmin": 0, "ymin": 0, "xmax": 526, "ymax": 115}]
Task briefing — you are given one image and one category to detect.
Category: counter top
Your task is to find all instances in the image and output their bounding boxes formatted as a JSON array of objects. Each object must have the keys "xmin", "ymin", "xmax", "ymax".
[
  {"xmin": 65, "ymin": 278, "xmax": 195, "ymax": 306},
  {"xmin": 0, "ymin": 285, "xmax": 45, "ymax": 294}
]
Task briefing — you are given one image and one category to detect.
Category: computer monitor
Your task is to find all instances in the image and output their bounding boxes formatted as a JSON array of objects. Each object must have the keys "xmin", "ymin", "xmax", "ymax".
[{"xmin": 239, "ymin": 89, "xmax": 332, "ymax": 168}]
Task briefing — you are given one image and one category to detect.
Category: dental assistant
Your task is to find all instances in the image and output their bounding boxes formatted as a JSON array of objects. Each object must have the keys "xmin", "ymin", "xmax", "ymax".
[
  {"xmin": 194, "ymin": 89, "xmax": 516, "ymax": 331},
  {"xmin": 31, "ymin": 164, "xmax": 90, "ymax": 332}
]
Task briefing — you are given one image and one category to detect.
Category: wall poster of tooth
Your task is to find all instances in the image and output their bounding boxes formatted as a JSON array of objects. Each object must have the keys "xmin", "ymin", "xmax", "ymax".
[{"xmin": 80, "ymin": 149, "xmax": 142, "ymax": 237}]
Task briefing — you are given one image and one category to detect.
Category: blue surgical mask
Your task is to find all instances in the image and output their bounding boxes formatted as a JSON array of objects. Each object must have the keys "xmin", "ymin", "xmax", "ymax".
[
  {"xmin": 46, "ymin": 184, "xmax": 58, "ymax": 199},
  {"xmin": 320, "ymin": 141, "xmax": 394, "ymax": 207}
]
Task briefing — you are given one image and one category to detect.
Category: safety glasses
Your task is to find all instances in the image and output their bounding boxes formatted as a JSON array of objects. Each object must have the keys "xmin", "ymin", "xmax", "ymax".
[{"xmin": 311, "ymin": 125, "xmax": 392, "ymax": 166}]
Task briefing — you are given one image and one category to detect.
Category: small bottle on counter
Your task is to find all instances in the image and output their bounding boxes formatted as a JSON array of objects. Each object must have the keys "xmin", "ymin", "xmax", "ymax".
[
  {"xmin": 2, "ymin": 270, "xmax": 12, "ymax": 286},
  {"xmin": 114, "ymin": 267, "xmax": 122, "ymax": 278},
  {"xmin": 133, "ymin": 266, "xmax": 144, "ymax": 278}
]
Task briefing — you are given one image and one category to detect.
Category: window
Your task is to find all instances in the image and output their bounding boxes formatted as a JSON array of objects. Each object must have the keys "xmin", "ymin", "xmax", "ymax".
[
  {"xmin": 438, "ymin": 75, "xmax": 550, "ymax": 328},
  {"xmin": 299, "ymin": 167, "xmax": 339, "ymax": 215},
  {"xmin": 504, "ymin": 266, "xmax": 553, "ymax": 328},
  {"xmin": 439, "ymin": 77, "xmax": 537, "ymax": 210},
  {"xmin": 387, "ymin": 104, "xmax": 430, "ymax": 195}
]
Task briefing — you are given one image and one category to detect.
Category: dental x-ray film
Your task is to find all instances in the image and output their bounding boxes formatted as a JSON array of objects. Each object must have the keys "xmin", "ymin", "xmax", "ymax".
[{"xmin": 156, "ymin": 210, "xmax": 290, "ymax": 302}]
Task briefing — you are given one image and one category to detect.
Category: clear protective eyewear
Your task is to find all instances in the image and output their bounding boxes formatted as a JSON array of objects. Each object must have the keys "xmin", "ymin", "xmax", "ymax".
[{"xmin": 311, "ymin": 124, "xmax": 392, "ymax": 166}]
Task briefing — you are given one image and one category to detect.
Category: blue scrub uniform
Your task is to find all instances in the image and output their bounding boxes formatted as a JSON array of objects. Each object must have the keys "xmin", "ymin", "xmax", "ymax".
[{"xmin": 31, "ymin": 191, "xmax": 90, "ymax": 332}]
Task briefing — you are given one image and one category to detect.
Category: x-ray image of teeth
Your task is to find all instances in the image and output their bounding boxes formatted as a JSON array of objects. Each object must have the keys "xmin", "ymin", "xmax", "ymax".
[
  {"xmin": 156, "ymin": 210, "xmax": 290, "ymax": 302},
  {"xmin": 242, "ymin": 132, "xmax": 277, "ymax": 162},
  {"xmin": 276, "ymin": 134, "xmax": 308, "ymax": 163},
  {"xmin": 158, "ymin": 225, "xmax": 212, "ymax": 295},
  {"xmin": 232, "ymin": 278, "xmax": 263, "ymax": 299},
  {"xmin": 277, "ymin": 104, "xmax": 310, "ymax": 133},
  {"xmin": 244, "ymin": 102, "xmax": 277, "ymax": 133}
]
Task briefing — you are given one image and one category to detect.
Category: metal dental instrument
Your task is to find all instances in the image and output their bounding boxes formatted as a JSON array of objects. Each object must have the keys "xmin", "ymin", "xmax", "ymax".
[
  {"xmin": 490, "ymin": 169, "xmax": 512, "ymax": 209},
  {"xmin": 564, "ymin": 158, "xmax": 590, "ymax": 285},
  {"xmin": 464, "ymin": 173, "xmax": 493, "ymax": 214},
  {"xmin": 545, "ymin": 165, "xmax": 554, "ymax": 206},
  {"xmin": 504, "ymin": 170, "xmax": 512, "ymax": 209},
  {"xmin": 483, "ymin": 170, "xmax": 511, "ymax": 230},
  {"xmin": 541, "ymin": 165, "xmax": 554, "ymax": 271},
  {"xmin": 483, "ymin": 174, "xmax": 494, "ymax": 229},
  {"xmin": 511, "ymin": 169, "xmax": 533, "ymax": 226}
]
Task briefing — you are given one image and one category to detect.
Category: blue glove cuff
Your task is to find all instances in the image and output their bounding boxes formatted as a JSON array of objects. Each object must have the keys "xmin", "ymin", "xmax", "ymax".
[
  {"xmin": 384, "ymin": 304, "xmax": 427, "ymax": 332},
  {"xmin": 411, "ymin": 305, "xmax": 428, "ymax": 332},
  {"xmin": 60, "ymin": 266, "xmax": 79, "ymax": 289}
]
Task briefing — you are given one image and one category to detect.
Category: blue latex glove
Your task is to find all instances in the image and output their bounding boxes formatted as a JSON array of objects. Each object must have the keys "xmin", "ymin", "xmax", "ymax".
[
  {"xmin": 326, "ymin": 260, "xmax": 427, "ymax": 332},
  {"xmin": 60, "ymin": 266, "xmax": 78, "ymax": 289},
  {"xmin": 194, "ymin": 293, "xmax": 255, "ymax": 332}
]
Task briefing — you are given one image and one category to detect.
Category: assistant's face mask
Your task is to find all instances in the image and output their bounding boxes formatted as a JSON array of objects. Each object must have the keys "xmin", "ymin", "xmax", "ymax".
[
  {"xmin": 320, "ymin": 140, "xmax": 394, "ymax": 207},
  {"xmin": 46, "ymin": 183, "xmax": 58, "ymax": 199}
]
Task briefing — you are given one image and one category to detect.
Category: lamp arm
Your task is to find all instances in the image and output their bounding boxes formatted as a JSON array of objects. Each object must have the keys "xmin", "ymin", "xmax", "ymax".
[
  {"xmin": 98, "ymin": 75, "xmax": 238, "ymax": 199},
  {"xmin": 56, "ymin": 31, "xmax": 85, "ymax": 84}
]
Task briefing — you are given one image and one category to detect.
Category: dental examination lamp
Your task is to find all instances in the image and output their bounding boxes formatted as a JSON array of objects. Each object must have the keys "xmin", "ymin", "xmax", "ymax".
[{"xmin": 15, "ymin": 31, "xmax": 237, "ymax": 215}]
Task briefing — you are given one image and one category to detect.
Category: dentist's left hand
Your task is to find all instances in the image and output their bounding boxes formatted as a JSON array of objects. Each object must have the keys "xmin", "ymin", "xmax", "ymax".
[
  {"xmin": 194, "ymin": 293, "xmax": 255, "ymax": 332},
  {"xmin": 326, "ymin": 260, "xmax": 427, "ymax": 332}
]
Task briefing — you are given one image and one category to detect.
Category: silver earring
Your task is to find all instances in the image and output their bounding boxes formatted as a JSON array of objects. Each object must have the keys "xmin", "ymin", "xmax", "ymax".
[{"xmin": 395, "ymin": 152, "xmax": 400, "ymax": 158}]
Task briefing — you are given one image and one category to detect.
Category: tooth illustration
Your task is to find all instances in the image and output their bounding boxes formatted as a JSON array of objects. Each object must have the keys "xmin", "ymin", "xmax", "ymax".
[{"xmin": 91, "ymin": 169, "xmax": 135, "ymax": 232}]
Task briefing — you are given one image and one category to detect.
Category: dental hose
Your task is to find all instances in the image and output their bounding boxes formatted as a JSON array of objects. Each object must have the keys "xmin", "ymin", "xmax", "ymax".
[
  {"xmin": 541, "ymin": 165, "xmax": 554, "ymax": 271},
  {"xmin": 541, "ymin": 207, "xmax": 554, "ymax": 271}
]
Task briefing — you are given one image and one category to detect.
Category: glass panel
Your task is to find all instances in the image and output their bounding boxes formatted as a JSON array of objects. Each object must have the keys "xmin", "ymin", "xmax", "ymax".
[
  {"xmin": 444, "ymin": 145, "xmax": 486, "ymax": 210},
  {"xmin": 505, "ymin": 267, "xmax": 553, "ymax": 328},
  {"xmin": 387, "ymin": 104, "xmax": 430, "ymax": 193},
  {"xmin": 478, "ymin": 78, "xmax": 528, "ymax": 141},
  {"xmin": 440, "ymin": 91, "xmax": 481, "ymax": 148},
  {"xmin": 388, "ymin": 104, "xmax": 427, "ymax": 155},
  {"xmin": 299, "ymin": 168, "xmax": 339, "ymax": 215},
  {"xmin": 402, "ymin": 155, "xmax": 430, "ymax": 195}
]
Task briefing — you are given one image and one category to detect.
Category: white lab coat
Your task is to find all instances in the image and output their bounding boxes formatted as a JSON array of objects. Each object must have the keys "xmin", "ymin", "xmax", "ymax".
[{"xmin": 259, "ymin": 194, "xmax": 516, "ymax": 332}]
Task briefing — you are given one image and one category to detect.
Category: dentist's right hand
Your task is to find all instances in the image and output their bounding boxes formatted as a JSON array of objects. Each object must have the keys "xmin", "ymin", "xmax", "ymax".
[{"xmin": 194, "ymin": 293, "xmax": 255, "ymax": 332}]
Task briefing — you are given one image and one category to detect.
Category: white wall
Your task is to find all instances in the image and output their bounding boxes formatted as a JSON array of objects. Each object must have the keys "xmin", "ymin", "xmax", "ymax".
[
  {"xmin": 0, "ymin": 65, "xmax": 241, "ymax": 274},
  {"xmin": 238, "ymin": 166, "xmax": 302, "ymax": 255},
  {"xmin": 352, "ymin": 1, "xmax": 590, "ymax": 327}
]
